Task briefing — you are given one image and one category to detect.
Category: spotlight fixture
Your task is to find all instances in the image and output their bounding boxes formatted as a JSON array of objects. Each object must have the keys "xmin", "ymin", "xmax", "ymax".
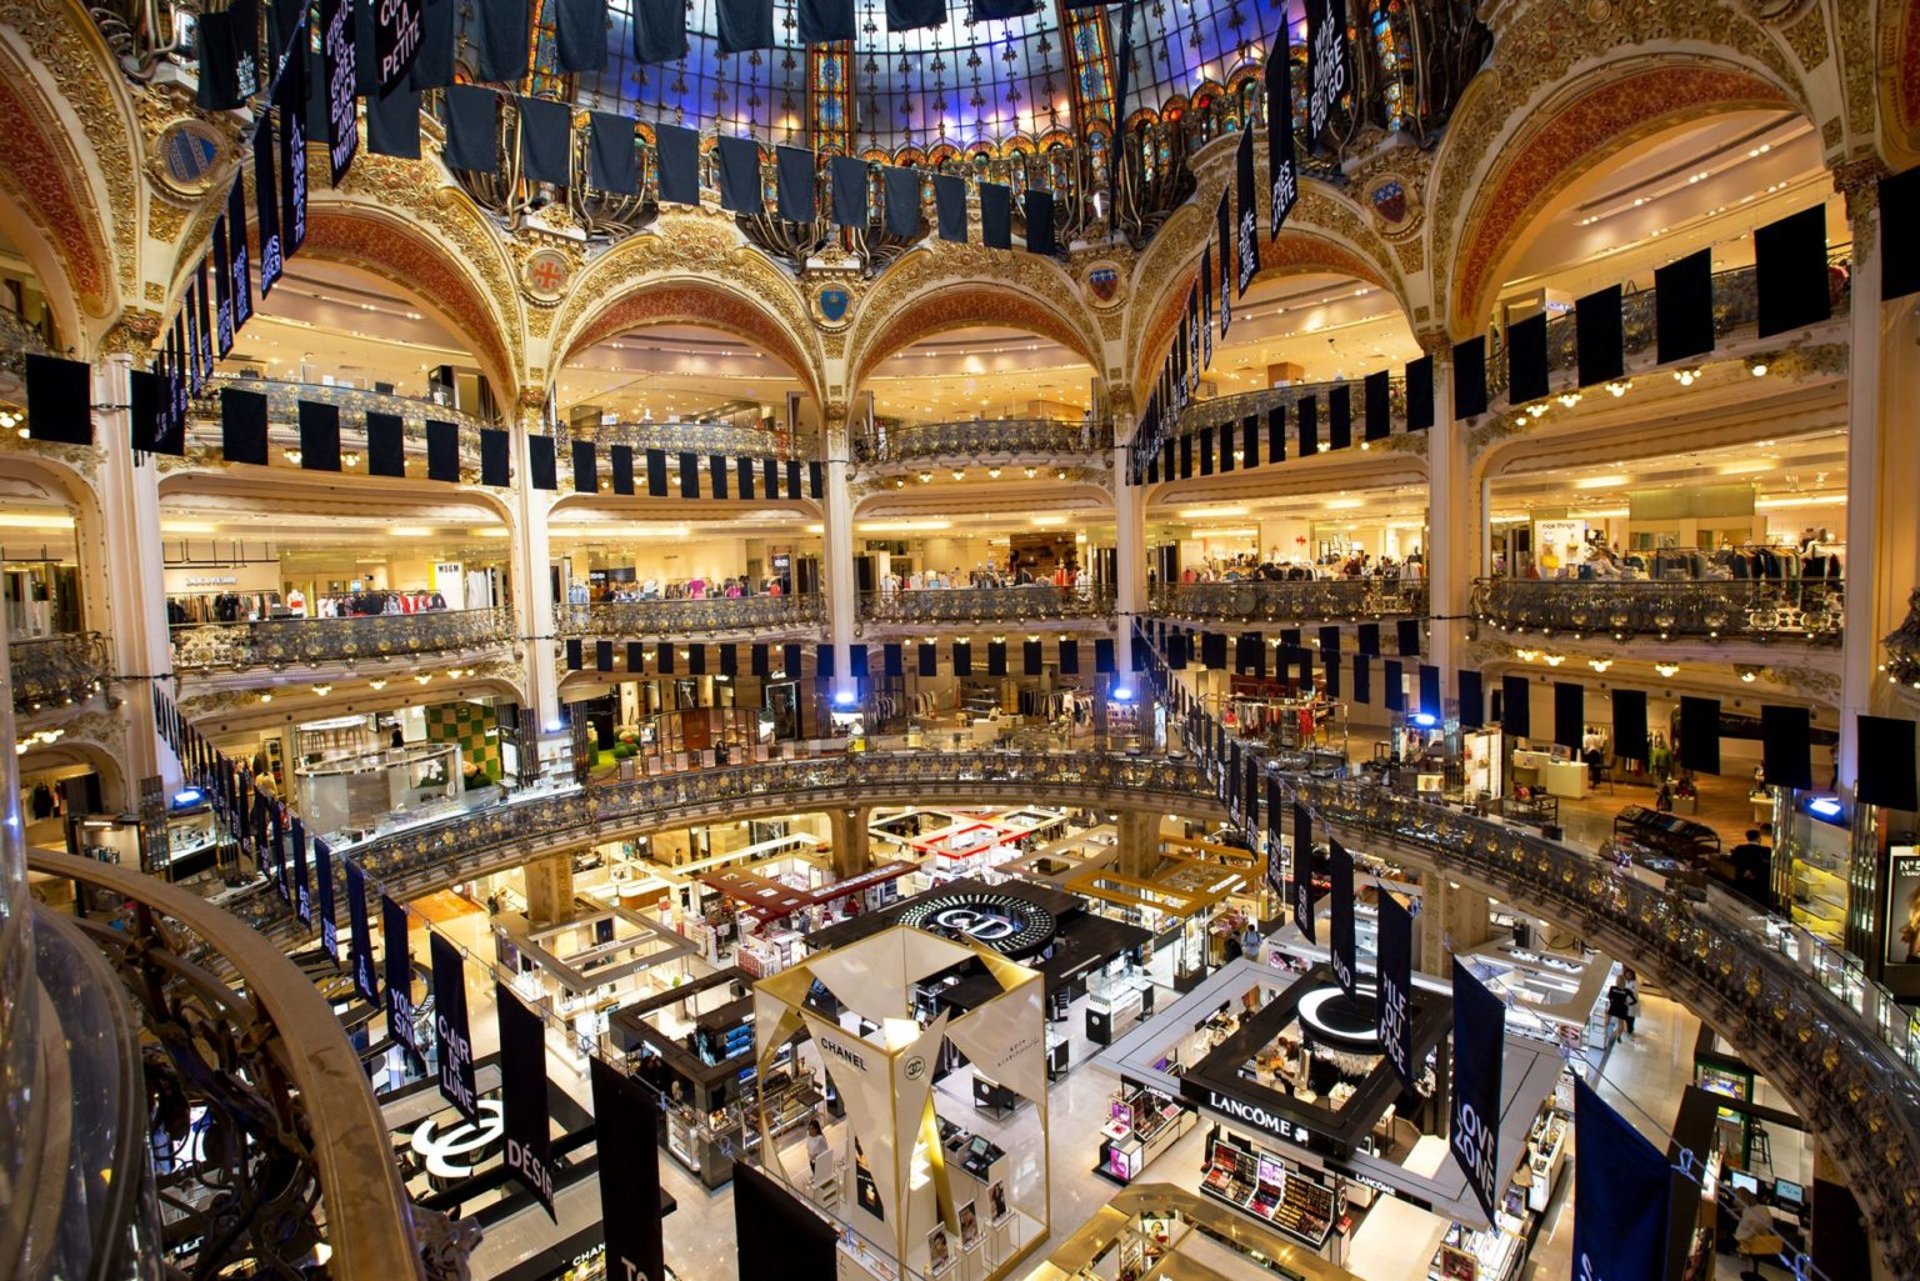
[
  {"xmin": 1587, "ymin": 659, "xmax": 1611, "ymax": 673},
  {"xmin": 1673, "ymin": 367, "xmax": 1702, "ymax": 386},
  {"xmin": 1515, "ymin": 648, "xmax": 1540, "ymax": 662},
  {"xmin": 1023, "ymin": 466, "xmax": 1037, "ymax": 479},
  {"xmin": 1526, "ymin": 402, "xmax": 1550, "ymax": 419},
  {"xmin": 1749, "ymin": 359, "xmax": 1769, "ymax": 377},
  {"xmin": 259, "ymin": 692, "xmax": 273, "ymax": 702},
  {"xmin": 312, "ymin": 683, "xmax": 333, "ymax": 696},
  {"xmin": 1740, "ymin": 669, "xmax": 1757, "ymax": 683},
  {"xmin": 342, "ymin": 451, "xmax": 362, "ymax": 468},
  {"xmin": 1604, "ymin": 379, "xmax": 1631, "ymax": 397},
  {"xmin": 1055, "ymin": 467, "xmax": 1068, "ymax": 480},
  {"xmin": 368, "ymin": 677, "xmax": 388, "ymax": 690},
  {"xmin": 893, "ymin": 477, "xmax": 905, "ymax": 488},
  {"xmin": 415, "ymin": 673, "xmax": 432, "ymax": 684},
  {"xmin": 1654, "ymin": 662, "xmax": 1680, "ymax": 678},
  {"xmin": 951, "ymin": 468, "xmax": 966, "ymax": 481},
  {"xmin": 284, "ymin": 448, "xmax": 303, "ymax": 465},
  {"xmin": 1541, "ymin": 653, "xmax": 1565, "ymax": 667},
  {"xmin": 988, "ymin": 466, "xmax": 1001, "ymax": 479},
  {"xmin": 918, "ymin": 471, "xmax": 933, "ymax": 484},
  {"xmin": 1556, "ymin": 391, "xmax": 1583, "ymax": 409}
]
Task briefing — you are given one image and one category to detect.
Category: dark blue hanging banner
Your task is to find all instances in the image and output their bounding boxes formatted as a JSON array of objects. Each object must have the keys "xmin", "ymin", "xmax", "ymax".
[
  {"xmin": 1450, "ymin": 958, "xmax": 1507, "ymax": 1223},
  {"xmin": 346, "ymin": 858, "xmax": 379, "ymax": 1006},
  {"xmin": 1292, "ymin": 802, "xmax": 1315, "ymax": 943},
  {"xmin": 320, "ymin": 0, "xmax": 358, "ymax": 185},
  {"xmin": 497, "ymin": 982, "xmax": 558, "ymax": 1218},
  {"xmin": 592, "ymin": 1056, "xmax": 668, "ymax": 1281},
  {"xmin": 374, "ymin": 0, "xmax": 424, "ymax": 86},
  {"xmin": 383, "ymin": 894, "xmax": 421, "ymax": 1069},
  {"xmin": 1572, "ymin": 1075, "xmax": 1672, "ymax": 1281},
  {"xmin": 314, "ymin": 832, "xmax": 338, "ymax": 962},
  {"xmin": 431, "ymin": 930, "xmax": 479, "ymax": 1122},
  {"xmin": 1377, "ymin": 888, "xmax": 1413, "ymax": 1090},
  {"xmin": 1329, "ymin": 837, "xmax": 1357, "ymax": 999},
  {"xmin": 290, "ymin": 812, "xmax": 311, "ymax": 926},
  {"xmin": 1235, "ymin": 123, "xmax": 1258, "ymax": 296},
  {"xmin": 1267, "ymin": 42, "xmax": 1298, "ymax": 237}
]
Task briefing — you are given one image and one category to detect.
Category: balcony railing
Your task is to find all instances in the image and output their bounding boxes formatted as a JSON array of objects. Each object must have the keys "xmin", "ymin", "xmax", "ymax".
[
  {"xmin": 186, "ymin": 375, "xmax": 494, "ymax": 467},
  {"xmin": 859, "ymin": 586, "xmax": 1116, "ymax": 626},
  {"xmin": 293, "ymin": 749, "xmax": 1219, "ymax": 897},
  {"xmin": 559, "ymin": 417, "xmax": 806, "ymax": 459},
  {"xmin": 1471, "ymin": 577, "xmax": 1844, "ymax": 642},
  {"xmin": 1284, "ymin": 778, "xmax": 1920, "ymax": 1274},
  {"xmin": 1175, "ymin": 377, "xmax": 1409, "ymax": 438},
  {"xmin": 559, "ymin": 595, "xmax": 824, "ymax": 638},
  {"xmin": 853, "ymin": 417, "xmax": 1115, "ymax": 466},
  {"xmin": 10, "ymin": 631, "xmax": 108, "ymax": 714},
  {"xmin": 170, "ymin": 607, "xmax": 514, "ymax": 671},
  {"xmin": 1150, "ymin": 579, "xmax": 1427, "ymax": 623},
  {"xmin": 28, "ymin": 849, "xmax": 420, "ymax": 1278}
]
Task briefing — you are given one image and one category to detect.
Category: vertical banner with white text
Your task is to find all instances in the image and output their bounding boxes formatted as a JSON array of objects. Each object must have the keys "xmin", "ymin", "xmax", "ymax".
[
  {"xmin": 1377, "ymin": 889, "xmax": 1414, "ymax": 1090},
  {"xmin": 429, "ymin": 930, "xmax": 479, "ymax": 1123},
  {"xmin": 382, "ymin": 894, "xmax": 421, "ymax": 1070},
  {"xmin": 314, "ymin": 832, "xmax": 337, "ymax": 962},
  {"xmin": 1450, "ymin": 958, "xmax": 1507, "ymax": 1224},
  {"xmin": 345, "ymin": 858, "xmax": 379, "ymax": 1006},
  {"xmin": 591, "ymin": 1056, "xmax": 666, "ymax": 1281},
  {"xmin": 1292, "ymin": 802, "xmax": 1315, "ymax": 943},
  {"xmin": 497, "ymin": 982, "xmax": 558, "ymax": 1218},
  {"xmin": 1573, "ymin": 1075, "xmax": 1673, "ymax": 1281},
  {"xmin": 1329, "ymin": 837, "xmax": 1357, "ymax": 999}
]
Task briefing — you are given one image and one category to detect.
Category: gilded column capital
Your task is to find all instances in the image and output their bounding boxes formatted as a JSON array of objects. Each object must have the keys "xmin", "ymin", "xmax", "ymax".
[
  {"xmin": 1413, "ymin": 325, "xmax": 1453, "ymax": 358},
  {"xmin": 1832, "ymin": 156, "xmax": 1887, "ymax": 256},
  {"xmin": 98, "ymin": 310, "xmax": 164, "ymax": 359}
]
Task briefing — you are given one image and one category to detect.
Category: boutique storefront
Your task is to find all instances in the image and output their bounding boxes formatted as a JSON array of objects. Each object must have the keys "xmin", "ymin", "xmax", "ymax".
[{"xmin": 1093, "ymin": 959, "xmax": 1571, "ymax": 1281}]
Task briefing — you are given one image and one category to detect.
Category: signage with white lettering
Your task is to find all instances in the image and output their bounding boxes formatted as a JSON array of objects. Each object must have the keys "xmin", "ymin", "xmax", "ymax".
[
  {"xmin": 375, "ymin": 0, "xmax": 424, "ymax": 89},
  {"xmin": 1267, "ymin": 42, "xmax": 1299, "ymax": 237},
  {"xmin": 591, "ymin": 1056, "xmax": 665, "ymax": 1281},
  {"xmin": 1329, "ymin": 838, "xmax": 1357, "ymax": 999},
  {"xmin": 346, "ymin": 858, "xmax": 379, "ymax": 1006},
  {"xmin": 430, "ymin": 930, "xmax": 478, "ymax": 1122},
  {"xmin": 383, "ymin": 894, "xmax": 422, "ymax": 1069},
  {"xmin": 313, "ymin": 831, "xmax": 338, "ymax": 963},
  {"xmin": 1235, "ymin": 123, "xmax": 1258, "ymax": 297},
  {"xmin": 1377, "ymin": 890, "xmax": 1413, "ymax": 1089},
  {"xmin": 322, "ymin": 0, "xmax": 359, "ymax": 185},
  {"xmin": 1306, "ymin": 0, "xmax": 1349, "ymax": 143},
  {"xmin": 896, "ymin": 892, "xmax": 1058, "ymax": 957},
  {"xmin": 1449, "ymin": 958, "xmax": 1506, "ymax": 1222},
  {"xmin": 497, "ymin": 981, "xmax": 558, "ymax": 1217}
]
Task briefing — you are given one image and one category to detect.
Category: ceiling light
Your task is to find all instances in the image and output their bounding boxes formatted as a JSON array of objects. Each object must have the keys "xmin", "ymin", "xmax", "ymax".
[
  {"xmin": 1031, "ymin": 515, "xmax": 1067, "ymax": 526},
  {"xmin": 987, "ymin": 466, "xmax": 1001, "ymax": 479},
  {"xmin": 1526, "ymin": 402, "xmax": 1550, "ymax": 419},
  {"xmin": 368, "ymin": 678, "xmax": 388, "ymax": 690},
  {"xmin": 951, "ymin": 468, "xmax": 966, "ymax": 481},
  {"xmin": 1604, "ymin": 380, "xmax": 1631, "ymax": 397},
  {"xmin": 1323, "ymin": 498, "xmax": 1364, "ymax": 510},
  {"xmin": 1587, "ymin": 659, "xmax": 1611, "ymax": 673},
  {"xmin": 1741, "ymin": 670, "xmax": 1757, "ymax": 683},
  {"xmin": 1514, "ymin": 649, "xmax": 1540, "ymax": 662},
  {"xmin": 1749, "ymin": 360, "xmax": 1769, "ymax": 377},
  {"xmin": 1056, "ymin": 468, "xmax": 1068, "ymax": 480},
  {"xmin": 1179, "ymin": 505, "xmax": 1247, "ymax": 518},
  {"xmin": 1572, "ymin": 475, "xmax": 1627, "ymax": 490},
  {"xmin": 857, "ymin": 520, "xmax": 952, "ymax": 532},
  {"xmin": 918, "ymin": 471, "xmax": 933, "ymax": 484},
  {"xmin": 259, "ymin": 692, "xmax": 273, "ymax": 702},
  {"xmin": 1654, "ymin": 663, "xmax": 1679, "ymax": 678},
  {"xmin": 390, "ymin": 526, "xmax": 433, "ymax": 536},
  {"xmin": 312, "ymin": 683, "xmax": 332, "ymax": 696},
  {"xmin": 1673, "ymin": 367, "xmax": 1702, "ymax": 386},
  {"xmin": 342, "ymin": 452, "xmax": 362, "ymax": 468},
  {"xmin": 1023, "ymin": 466, "xmax": 1037, "ymax": 479},
  {"xmin": 1556, "ymin": 391, "xmax": 1582, "ymax": 409},
  {"xmin": 415, "ymin": 673, "xmax": 432, "ymax": 684},
  {"xmin": 1542, "ymin": 654, "xmax": 1565, "ymax": 667},
  {"xmin": 285, "ymin": 449, "xmax": 303, "ymax": 465}
]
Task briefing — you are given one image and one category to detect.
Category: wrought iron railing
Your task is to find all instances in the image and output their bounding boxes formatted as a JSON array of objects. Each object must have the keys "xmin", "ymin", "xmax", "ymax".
[
  {"xmin": 300, "ymin": 750, "xmax": 1219, "ymax": 897},
  {"xmin": 852, "ymin": 418, "xmax": 1116, "ymax": 466},
  {"xmin": 27, "ymin": 849, "xmax": 421, "ymax": 1279},
  {"xmin": 184, "ymin": 374, "xmax": 495, "ymax": 467},
  {"xmin": 858, "ymin": 586, "xmax": 1116, "ymax": 626},
  {"xmin": 1174, "ymin": 377, "xmax": 1408, "ymax": 439},
  {"xmin": 10, "ymin": 631, "xmax": 108, "ymax": 714},
  {"xmin": 1150, "ymin": 579, "xmax": 1427, "ymax": 623},
  {"xmin": 559, "ymin": 595, "xmax": 824, "ymax": 638},
  {"xmin": 170, "ymin": 607, "xmax": 513, "ymax": 671},
  {"xmin": 0, "ymin": 308, "xmax": 54, "ymax": 381},
  {"xmin": 1284, "ymin": 778, "xmax": 1920, "ymax": 1275},
  {"xmin": 1482, "ymin": 256, "xmax": 1850, "ymax": 408},
  {"xmin": 1472, "ymin": 577, "xmax": 1844, "ymax": 642},
  {"xmin": 559, "ymin": 418, "xmax": 801, "ymax": 459}
]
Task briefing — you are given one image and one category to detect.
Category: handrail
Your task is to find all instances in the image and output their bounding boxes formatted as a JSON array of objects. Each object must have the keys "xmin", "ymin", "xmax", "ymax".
[
  {"xmin": 293, "ymin": 750, "xmax": 1222, "ymax": 900},
  {"xmin": 559, "ymin": 418, "xmax": 803, "ymax": 459},
  {"xmin": 26, "ymin": 850, "xmax": 421, "ymax": 1280},
  {"xmin": 1175, "ymin": 377, "xmax": 1407, "ymax": 438},
  {"xmin": 170, "ymin": 606, "xmax": 513, "ymax": 671},
  {"xmin": 1472, "ymin": 576, "xmax": 1844, "ymax": 642},
  {"xmin": 859, "ymin": 585, "xmax": 1116, "ymax": 625},
  {"xmin": 192, "ymin": 372, "xmax": 495, "ymax": 437},
  {"xmin": 852, "ymin": 417, "xmax": 1115, "ymax": 465},
  {"xmin": 9, "ymin": 631, "xmax": 108, "ymax": 714},
  {"xmin": 559, "ymin": 595, "xmax": 824, "ymax": 638},
  {"xmin": 1149, "ymin": 579, "xmax": 1427, "ymax": 623}
]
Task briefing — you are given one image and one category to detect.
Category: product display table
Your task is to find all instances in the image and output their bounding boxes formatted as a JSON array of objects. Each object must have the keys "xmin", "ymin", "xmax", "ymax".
[{"xmin": 1542, "ymin": 759, "xmax": 1589, "ymax": 800}]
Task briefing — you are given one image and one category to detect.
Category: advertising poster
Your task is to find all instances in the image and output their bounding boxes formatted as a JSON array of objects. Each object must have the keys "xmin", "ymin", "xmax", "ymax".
[
  {"xmin": 1886, "ymin": 847, "xmax": 1920, "ymax": 965},
  {"xmin": 1531, "ymin": 518, "xmax": 1589, "ymax": 576}
]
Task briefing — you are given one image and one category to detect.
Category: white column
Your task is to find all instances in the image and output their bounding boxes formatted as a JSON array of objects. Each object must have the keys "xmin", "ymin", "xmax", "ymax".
[
  {"xmin": 1113, "ymin": 436, "xmax": 1144, "ymax": 681},
  {"xmin": 94, "ymin": 351, "xmax": 175, "ymax": 797},
  {"xmin": 510, "ymin": 416, "xmax": 560, "ymax": 732},
  {"xmin": 1837, "ymin": 192, "xmax": 1883, "ymax": 796},
  {"xmin": 1424, "ymin": 351, "xmax": 1470, "ymax": 684},
  {"xmin": 823, "ymin": 414, "xmax": 857, "ymax": 703}
]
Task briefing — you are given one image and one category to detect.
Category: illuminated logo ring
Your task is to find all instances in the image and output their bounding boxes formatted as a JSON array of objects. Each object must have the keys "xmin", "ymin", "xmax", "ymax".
[{"xmin": 897, "ymin": 893, "xmax": 1059, "ymax": 958}]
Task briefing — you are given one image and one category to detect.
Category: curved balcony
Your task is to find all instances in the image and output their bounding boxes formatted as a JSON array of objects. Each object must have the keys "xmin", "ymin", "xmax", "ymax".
[
  {"xmin": 1150, "ymin": 579, "xmax": 1427, "ymax": 624},
  {"xmin": 559, "ymin": 595, "xmax": 824, "ymax": 640},
  {"xmin": 170, "ymin": 606, "xmax": 514, "ymax": 672},
  {"xmin": 852, "ymin": 418, "xmax": 1115, "ymax": 467},
  {"xmin": 1285, "ymin": 777, "xmax": 1920, "ymax": 1274},
  {"xmin": 10, "ymin": 631, "xmax": 108, "ymax": 714},
  {"xmin": 1175, "ymin": 376, "xmax": 1409, "ymax": 439},
  {"xmin": 1472, "ymin": 577, "xmax": 1844, "ymax": 642},
  {"xmin": 28, "ymin": 849, "xmax": 419, "ymax": 1279},
  {"xmin": 184, "ymin": 375, "xmax": 494, "ymax": 468},
  {"xmin": 560, "ymin": 417, "xmax": 807, "ymax": 460},
  {"xmin": 317, "ymin": 750, "xmax": 1220, "ymax": 898},
  {"xmin": 858, "ymin": 586, "xmax": 1116, "ymax": 628}
]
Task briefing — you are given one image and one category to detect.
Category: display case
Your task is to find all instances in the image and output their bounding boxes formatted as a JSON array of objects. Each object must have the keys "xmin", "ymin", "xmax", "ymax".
[
  {"xmin": 1198, "ymin": 1138, "xmax": 1335, "ymax": 1248},
  {"xmin": 154, "ymin": 804, "xmax": 221, "ymax": 881},
  {"xmin": 1096, "ymin": 1083, "xmax": 1193, "ymax": 1185},
  {"xmin": 1086, "ymin": 973, "xmax": 1154, "ymax": 1045}
]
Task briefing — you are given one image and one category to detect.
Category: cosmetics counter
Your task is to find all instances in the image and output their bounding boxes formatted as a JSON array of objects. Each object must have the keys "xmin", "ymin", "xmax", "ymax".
[{"xmin": 1095, "ymin": 1080, "xmax": 1195, "ymax": 1185}]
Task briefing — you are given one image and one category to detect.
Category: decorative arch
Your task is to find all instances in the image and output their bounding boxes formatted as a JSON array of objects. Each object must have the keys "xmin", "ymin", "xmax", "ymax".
[
  {"xmin": 843, "ymin": 244, "xmax": 1106, "ymax": 393},
  {"xmin": 0, "ymin": 34, "xmax": 121, "ymax": 339},
  {"xmin": 549, "ymin": 213, "xmax": 825, "ymax": 401},
  {"xmin": 1879, "ymin": 0, "xmax": 1920, "ymax": 169},
  {"xmin": 1425, "ymin": 0, "xmax": 1818, "ymax": 337},
  {"xmin": 1442, "ymin": 60, "xmax": 1793, "ymax": 334},
  {"xmin": 301, "ymin": 201, "xmax": 522, "ymax": 403}
]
